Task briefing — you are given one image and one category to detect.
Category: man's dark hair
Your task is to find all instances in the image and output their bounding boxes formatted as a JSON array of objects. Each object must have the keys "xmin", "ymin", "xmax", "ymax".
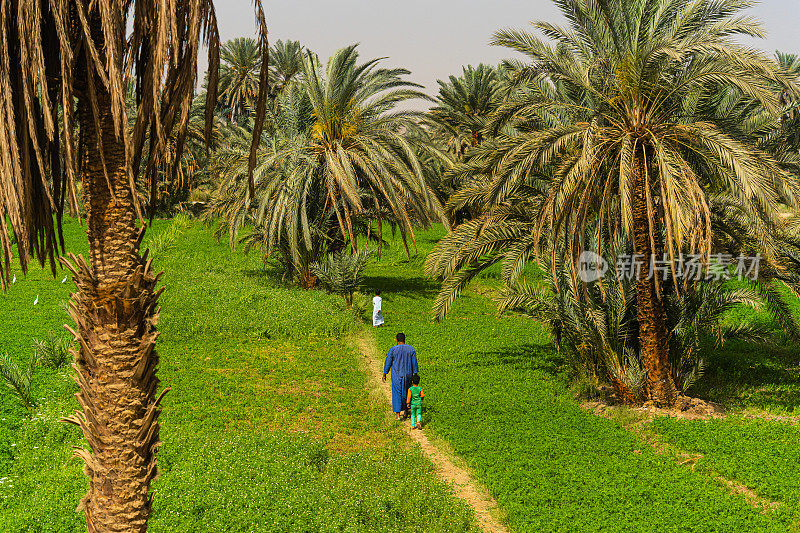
[
  {"xmin": 396, "ymin": 332, "xmax": 405, "ymax": 343},
  {"xmin": 412, "ymin": 374, "xmax": 420, "ymax": 385},
  {"xmin": 375, "ymin": 289, "xmax": 381, "ymax": 296}
]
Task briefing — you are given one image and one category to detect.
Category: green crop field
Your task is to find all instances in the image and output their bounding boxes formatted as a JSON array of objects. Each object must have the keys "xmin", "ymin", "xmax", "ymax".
[
  {"xmin": 2, "ymin": 218, "xmax": 800, "ymax": 532},
  {"xmin": 0, "ymin": 219, "xmax": 477, "ymax": 532},
  {"xmin": 369, "ymin": 226, "xmax": 800, "ymax": 531}
]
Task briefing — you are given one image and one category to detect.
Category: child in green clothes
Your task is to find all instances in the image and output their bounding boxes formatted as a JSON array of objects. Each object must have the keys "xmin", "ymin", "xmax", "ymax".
[{"xmin": 406, "ymin": 374, "xmax": 425, "ymax": 429}]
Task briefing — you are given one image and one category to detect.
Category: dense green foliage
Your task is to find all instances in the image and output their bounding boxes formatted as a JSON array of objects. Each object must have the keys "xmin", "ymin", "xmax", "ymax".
[
  {"xmin": 426, "ymin": 0, "xmax": 800, "ymax": 405},
  {"xmin": 207, "ymin": 45, "xmax": 448, "ymax": 286}
]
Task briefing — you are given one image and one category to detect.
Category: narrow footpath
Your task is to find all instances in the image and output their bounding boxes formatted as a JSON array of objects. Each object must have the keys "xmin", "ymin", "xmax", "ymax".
[{"xmin": 357, "ymin": 334, "xmax": 509, "ymax": 533}]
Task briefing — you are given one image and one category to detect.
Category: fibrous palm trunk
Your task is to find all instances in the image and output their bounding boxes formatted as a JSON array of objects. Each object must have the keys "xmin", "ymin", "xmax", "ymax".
[
  {"xmin": 632, "ymin": 151, "xmax": 677, "ymax": 407},
  {"xmin": 609, "ymin": 375, "xmax": 639, "ymax": 406},
  {"xmin": 60, "ymin": 8, "xmax": 165, "ymax": 532}
]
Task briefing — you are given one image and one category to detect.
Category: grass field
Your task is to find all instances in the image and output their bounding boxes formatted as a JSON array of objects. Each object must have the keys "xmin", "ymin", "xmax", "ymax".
[
  {"xmin": 0, "ymin": 219, "xmax": 478, "ymax": 532},
  {"xmin": 652, "ymin": 416, "xmax": 800, "ymax": 517},
  {"xmin": 370, "ymin": 226, "xmax": 800, "ymax": 531},
  {"xmin": 3, "ymin": 218, "xmax": 800, "ymax": 532}
]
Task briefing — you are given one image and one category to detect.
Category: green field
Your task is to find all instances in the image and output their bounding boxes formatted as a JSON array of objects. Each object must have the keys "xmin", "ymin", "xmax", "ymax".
[
  {"xmin": 0, "ymin": 219, "xmax": 477, "ymax": 532},
  {"xmin": 2, "ymin": 219, "xmax": 800, "ymax": 531},
  {"xmin": 370, "ymin": 227, "xmax": 800, "ymax": 531}
]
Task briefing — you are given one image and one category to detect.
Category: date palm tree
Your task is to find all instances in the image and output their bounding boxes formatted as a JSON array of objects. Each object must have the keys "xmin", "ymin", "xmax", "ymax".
[
  {"xmin": 435, "ymin": 0, "xmax": 800, "ymax": 406},
  {"xmin": 427, "ymin": 64, "xmax": 504, "ymax": 224},
  {"xmin": 219, "ymin": 37, "xmax": 263, "ymax": 121},
  {"xmin": 269, "ymin": 39, "xmax": 304, "ymax": 95},
  {"xmin": 0, "ymin": 0, "xmax": 269, "ymax": 530},
  {"xmin": 208, "ymin": 45, "xmax": 448, "ymax": 284},
  {"xmin": 300, "ymin": 45, "xmax": 448, "ymax": 250},
  {"xmin": 429, "ymin": 64, "xmax": 502, "ymax": 158}
]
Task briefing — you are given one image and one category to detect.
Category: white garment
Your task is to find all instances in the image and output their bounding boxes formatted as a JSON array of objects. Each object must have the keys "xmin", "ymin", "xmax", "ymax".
[{"xmin": 372, "ymin": 295, "xmax": 384, "ymax": 326}]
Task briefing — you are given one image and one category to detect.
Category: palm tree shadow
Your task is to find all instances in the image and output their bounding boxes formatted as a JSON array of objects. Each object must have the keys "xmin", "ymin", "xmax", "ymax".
[
  {"xmin": 461, "ymin": 342, "xmax": 564, "ymax": 378},
  {"xmin": 694, "ymin": 339, "xmax": 800, "ymax": 412},
  {"xmin": 364, "ymin": 274, "xmax": 439, "ymax": 300},
  {"xmin": 240, "ymin": 267, "xmax": 289, "ymax": 286}
]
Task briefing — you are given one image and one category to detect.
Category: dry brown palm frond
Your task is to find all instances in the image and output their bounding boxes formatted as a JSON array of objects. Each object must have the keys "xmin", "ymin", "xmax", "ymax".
[
  {"xmin": 249, "ymin": 0, "xmax": 270, "ymax": 200},
  {"xmin": 0, "ymin": 0, "xmax": 269, "ymax": 288}
]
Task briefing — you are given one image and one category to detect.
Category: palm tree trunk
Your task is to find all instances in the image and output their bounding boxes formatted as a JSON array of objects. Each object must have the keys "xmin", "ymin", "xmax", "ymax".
[
  {"xmin": 610, "ymin": 379, "xmax": 638, "ymax": 406},
  {"xmin": 61, "ymin": 9, "xmax": 165, "ymax": 532},
  {"xmin": 374, "ymin": 197, "xmax": 383, "ymax": 260},
  {"xmin": 632, "ymin": 152, "xmax": 677, "ymax": 407},
  {"xmin": 377, "ymin": 219, "xmax": 383, "ymax": 260}
]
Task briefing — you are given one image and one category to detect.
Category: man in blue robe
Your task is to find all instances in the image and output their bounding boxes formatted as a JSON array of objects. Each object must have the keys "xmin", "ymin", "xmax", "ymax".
[{"xmin": 382, "ymin": 332, "xmax": 419, "ymax": 420}]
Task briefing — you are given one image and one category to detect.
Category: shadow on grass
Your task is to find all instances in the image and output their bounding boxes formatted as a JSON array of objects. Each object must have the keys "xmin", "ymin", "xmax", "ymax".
[
  {"xmin": 364, "ymin": 274, "xmax": 439, "ymax": 300},
  {"xmin": 693, "ymin": 339, "xmax": 800, "ymax": 412},
  {"xmin": 460, "ymin": 343, "xmax": 564, "ymax": 378},
  {"xmin": 240, "ymin": 266, "xmax": 290, "ymax": 286}
]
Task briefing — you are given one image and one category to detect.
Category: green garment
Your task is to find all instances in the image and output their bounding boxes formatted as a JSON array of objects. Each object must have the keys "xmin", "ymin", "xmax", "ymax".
[
  {"xmin": 408, "ymin": 386, "xmax": 423, "ymax": 407},
  {"xmin": 410, "ymin": 405, "xmax": 422, "ymax": 427},
  {"xmin": 408, "ymin": 385, "xmax": 423, "ymax": 426}
]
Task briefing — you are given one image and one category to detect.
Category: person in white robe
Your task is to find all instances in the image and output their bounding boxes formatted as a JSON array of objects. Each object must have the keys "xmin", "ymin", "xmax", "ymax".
[{"xmin": 372, "ymin": 289, "xmax": 384, "ymax": 327}]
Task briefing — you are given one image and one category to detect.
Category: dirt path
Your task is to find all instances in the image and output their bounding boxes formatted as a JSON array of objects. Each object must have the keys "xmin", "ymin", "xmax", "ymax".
[{"xmin": 357, "ymin": 334, "xmax": 509, "ymax": 533}]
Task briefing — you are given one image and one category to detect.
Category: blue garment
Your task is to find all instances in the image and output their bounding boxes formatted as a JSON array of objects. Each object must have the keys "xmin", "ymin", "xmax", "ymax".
[{"xmin": 384, "ymin": 344, "xmax": 419, "ymax": 412}]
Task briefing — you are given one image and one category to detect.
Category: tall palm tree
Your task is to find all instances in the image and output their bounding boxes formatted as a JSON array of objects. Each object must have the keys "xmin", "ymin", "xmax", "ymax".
[
  {"xmin": 427, "ymin": 64, "xmax": 504, "ymax": 224},
  {"xmin": 301, "ymin": 45, "xmax": 448, "ymax": 249},
  {"xmin": 773, "ymin": 52, "xmax": 800, "ymax": 155},
  {"xmin": 269, "ymin": 39, "xmax": 304, "ymax": 95},
  {"xmin": 0, "ymin": 0, "xmax": 269, "ymax": 530},
  {"xmin": 219, "ymin": 37, "xmax": 263, "ymax": 121},
  {"xmin": 208, "ymin": 45, "xmax": 448, "ymax": 284},
  {"xmin": 429, "ymin": 64, "xmax": 502, "ymax": 158},
  {"xmin": 436, "ymin": 0, "xmax": 799, "ymax": 406}
]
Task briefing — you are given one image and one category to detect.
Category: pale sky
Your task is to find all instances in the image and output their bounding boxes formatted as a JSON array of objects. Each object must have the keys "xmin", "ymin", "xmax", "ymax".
[{"xmin": 208, "ymin": 0, "xmax": 800, "ymax": 105}]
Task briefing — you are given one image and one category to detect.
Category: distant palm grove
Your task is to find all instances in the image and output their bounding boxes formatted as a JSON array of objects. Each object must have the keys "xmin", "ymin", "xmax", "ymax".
[
  {"xmin": 204, "ymin": 1, "xmax": 800, "ymax": 409},
  {"xmin": 3, "ymin": 0, "xmax": 800, "ymax": 531}
]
